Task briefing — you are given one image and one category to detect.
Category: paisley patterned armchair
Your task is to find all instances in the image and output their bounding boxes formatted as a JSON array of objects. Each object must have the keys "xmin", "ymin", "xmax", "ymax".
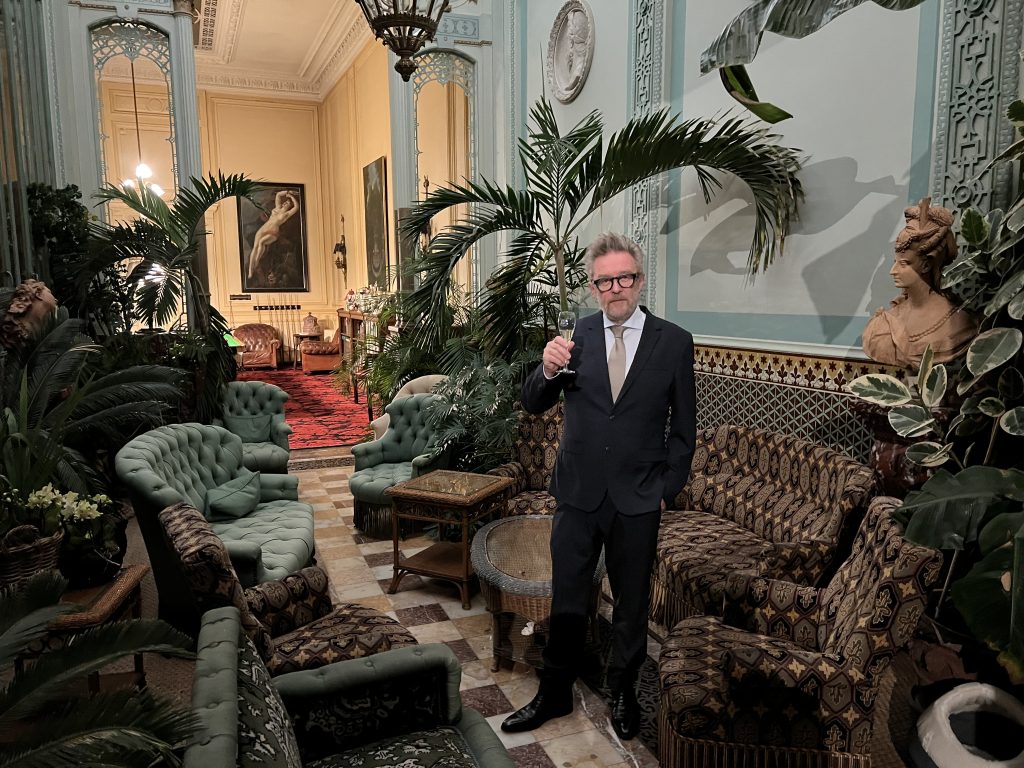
[
  {"xmin": 234, "ymin": 322, "xmax": 281, "ymax": 369},
  {"xmin": 488, "ymin": 402, "xmax": 563, "ymax": 516},
  {"xmin": 658, "ymin": 496, "xmax": 942, "ymax": 767}
]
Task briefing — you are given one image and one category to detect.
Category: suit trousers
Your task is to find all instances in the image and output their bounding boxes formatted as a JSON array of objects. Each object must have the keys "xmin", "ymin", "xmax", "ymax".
[{"xmin": 542, "ymin": 494, "xmax": 661, "ymax": 694}]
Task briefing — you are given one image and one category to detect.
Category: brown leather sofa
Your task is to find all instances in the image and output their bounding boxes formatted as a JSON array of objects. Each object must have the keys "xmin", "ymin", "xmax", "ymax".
[
  {"xmin": 233, "ymin": 323, "xmax": 281, "ymax": 369},
  {"xmin": 299, "ymin": 327, "xmax": 341, "ymax": 374}
]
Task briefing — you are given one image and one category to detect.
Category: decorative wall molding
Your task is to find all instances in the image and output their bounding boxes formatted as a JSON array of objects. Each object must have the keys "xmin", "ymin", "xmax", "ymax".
[
  {"xmin": 506, "ymin": 0, "xmax": 523, "ymax": 186},
  {"xmin": 931, "ymin": 0, "xmax": 1023, "ymax": 211},
  {"xmin": 196, "ymin": 0, "xmax": 217, "ymax": 51},
  {"xmin": 436, "ymin": 13, "xmax": 481, "ymax": 43},
  {"xmin": 195, "ymin": 67, "xmax": 321, "ymax": 99},
  {"xmin": 545, "ymin": 1, "xmax": 594, "ymax": 104},
  {"xmin": 627, "ymin": 0, "xmax": 665, "ymax": 310}
]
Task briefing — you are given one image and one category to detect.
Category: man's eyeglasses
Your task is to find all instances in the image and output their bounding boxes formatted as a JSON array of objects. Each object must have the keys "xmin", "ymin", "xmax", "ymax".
[{"xmin": 592, "ymin": 273, "xmax": 639, "ymax": 292}]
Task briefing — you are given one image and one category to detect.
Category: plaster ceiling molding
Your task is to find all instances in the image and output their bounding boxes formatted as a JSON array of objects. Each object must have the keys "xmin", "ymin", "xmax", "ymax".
[
  {"xmin": 195, "ymin": 67, "xmax": 321, "ymax": 100},
  {"xmin": 196, "ymin": 0, "xmax": 217, "ymax": 51},
  {"xmin": 546, "ymin": 0, "xmax": 595, "ymax": 104},
  {"xmin": 302, "ymin": 3, "xmax": 372, "ymax": 97}
]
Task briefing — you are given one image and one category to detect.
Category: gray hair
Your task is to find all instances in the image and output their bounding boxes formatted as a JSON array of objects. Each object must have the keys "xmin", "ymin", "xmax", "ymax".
[{"xmin": 583, "ymin": 232, "xmax": 644, "ymax": 277}]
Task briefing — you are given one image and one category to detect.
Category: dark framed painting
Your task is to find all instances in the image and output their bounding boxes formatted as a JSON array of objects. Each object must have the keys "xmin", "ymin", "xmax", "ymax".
[
  {"xmin": 238, "ymin": 182, "xmax": 309, "ymax": 292},
  {"xmin": 362, "ymin": 157, "xmax": 389, "ymax": 289}
]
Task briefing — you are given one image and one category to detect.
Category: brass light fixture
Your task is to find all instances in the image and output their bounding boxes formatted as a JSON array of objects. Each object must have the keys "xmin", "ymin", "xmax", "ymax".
[
  {"xmin": 353, "ymin": 0, "xmax": 452, "ymax": 81},
  {"xmin": 333, "ymin": 215, "xmax": 348, "ymax": 276}
]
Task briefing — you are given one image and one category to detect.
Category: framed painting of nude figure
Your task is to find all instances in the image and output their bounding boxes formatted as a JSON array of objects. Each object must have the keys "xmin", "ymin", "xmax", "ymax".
[{"xmin": 238, "ymin": 182, "xmax": 309, "ymax": 292}]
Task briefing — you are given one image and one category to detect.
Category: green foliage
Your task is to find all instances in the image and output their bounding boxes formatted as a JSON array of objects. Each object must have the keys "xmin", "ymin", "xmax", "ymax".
[
  {"xmin": 0, "ymin": 308, "xmax": 181, "ymax": 498},
  {"xmin": 0, "ymin": 571, "xmax": 197, "ymax": 768},
  {"xmin": 400, "ymin": 97, "xmax": 802, "ymax": 361},
  {"xmin": 422, "ymin": 353, "xmax": 532, "ymax": 472}
]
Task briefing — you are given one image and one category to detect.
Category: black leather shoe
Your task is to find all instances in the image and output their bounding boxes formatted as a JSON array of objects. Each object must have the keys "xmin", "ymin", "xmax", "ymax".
[
  {"xmin": 501, "ymin": 688, "xmax": 573, "ymax": 732},
  {"xmin": 610, "ymin": 687, "xmax": 640, "ymax": 740}
]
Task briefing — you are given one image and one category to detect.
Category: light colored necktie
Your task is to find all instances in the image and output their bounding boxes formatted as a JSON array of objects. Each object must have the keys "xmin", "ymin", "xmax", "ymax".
[{"xmin": 609, "ymin": 324, "xmax": 626, "ymax": 402}]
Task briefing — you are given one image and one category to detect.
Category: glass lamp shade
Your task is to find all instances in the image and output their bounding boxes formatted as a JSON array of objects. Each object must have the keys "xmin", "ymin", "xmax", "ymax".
[
  {"xmin": 223, "ymin": 332, "xmax": 243, "ymax": 348},
  {"xmin": 135, "ymin": 162, "xmax": 153, "ymax": 179},
  {"xmin": 354, "ymin": 0, "xmax": 451, "ymax": 81}
]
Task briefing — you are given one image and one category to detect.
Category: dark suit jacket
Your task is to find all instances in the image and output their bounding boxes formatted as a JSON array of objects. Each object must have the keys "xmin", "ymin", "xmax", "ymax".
[{"xmin": 521, "ymin": 307, "xmax": 696, "ymax": 514}]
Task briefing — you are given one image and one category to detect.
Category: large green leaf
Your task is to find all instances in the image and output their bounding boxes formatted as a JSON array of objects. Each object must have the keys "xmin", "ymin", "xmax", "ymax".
[
  {"xmin": 1009, "ymin": 290, "xmax": 1024, "ymax": 320},
  {"xmin": 979, "ymin": 396, "xmax": 1006, "ymax": 417},
  {"xmin": 999, "ymin": 367, "xmax": 1024, "ymax": 401},
  {"xmin": 901, "ymin": 466, "xmax": 1024, "ymax": 549},
  {"xmin": 978, "ymin": 512, "xmax": 1024, "ymax": 555},
  {"xmin": 1009, "ymin": 99, "xmax": 1024, "ymax": 129},
  {"xmin": 966, "ymin": 327, "xmax": 1023, "ymax": 378},
  {"xmin": 847, "ymin": 373, "xmax": 912, "ymax": 405},
  {"xmin": 942, "ymin": 259, "xmax": 981, "ymax": 290},
  {"xmin": 904, "ymin": 441, "xmax": 954, "ymax": 467},
  {"xmin": 920, "ymin": 363, "xmax": 947, "ymax": 409},
  {"xmin": 960, "ymin": 207, "xmax": 990, "ymax": 246},
  {"xmin": 950, "ymin": 545, "xmax": 1013, "ymax": 662},
  {"xmin": 888, "ymin": 405, "xmax": 936, "ymax": 438},
  {"xmin": 985, "ymin": 270, "xmax": 1024, "ymax": 317},
  {"xmin": 719, "ymin": 65, "xmax": 793, "ymax": 123}
]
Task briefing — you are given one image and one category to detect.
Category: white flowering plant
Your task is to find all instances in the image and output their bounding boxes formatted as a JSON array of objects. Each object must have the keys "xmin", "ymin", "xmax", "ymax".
[{"xmin": 0, "ymin": 480, "xmax": 119, "ymax": 551}]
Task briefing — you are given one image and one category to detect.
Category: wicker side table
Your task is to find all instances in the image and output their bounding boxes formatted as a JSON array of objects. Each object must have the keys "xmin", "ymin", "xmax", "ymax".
[{"xmin": 471, "ymin": 515, "xmax": 604, "ymax": 672}]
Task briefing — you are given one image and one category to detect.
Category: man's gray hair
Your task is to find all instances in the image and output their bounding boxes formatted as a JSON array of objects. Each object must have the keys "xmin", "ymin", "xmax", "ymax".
[{"xmin": 583, "ymin": 232, "xmax": 645, "ymax": 277}]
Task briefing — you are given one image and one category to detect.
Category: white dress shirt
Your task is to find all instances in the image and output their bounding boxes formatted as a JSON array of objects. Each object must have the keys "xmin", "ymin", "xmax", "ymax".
[{"xmin": 603, "ymin": 306, "xmax": 646, "ymax": 376}]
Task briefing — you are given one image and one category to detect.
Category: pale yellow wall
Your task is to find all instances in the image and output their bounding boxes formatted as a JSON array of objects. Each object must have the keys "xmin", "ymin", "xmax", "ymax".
[
  {"xmin": 192, "ymin": 39, "xmax": 391, "ymax": 348},
  {"xmin": 319, "ymin": 42, "xmax": 394, "ymax": 298}
]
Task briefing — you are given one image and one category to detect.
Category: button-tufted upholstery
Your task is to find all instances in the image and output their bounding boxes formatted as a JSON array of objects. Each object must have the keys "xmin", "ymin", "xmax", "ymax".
[
  {"xmin": 234, "ymin": 323, "xmax": 282, "ymax": 369},
  {"xmin": 160, "ymin": 502, "xmax": 416, "ymax": 673},
  {"xmin": 216, "ymin": 380, "xmax": 292, "ymax": 474},
  {"xmin": 657, "ymin": 496, "xmax": 942, "ymax": 767},
  {"xmin": 349, "ymin": 392, "xmax": 447, "ymax": 538},
  {"xmin": 187, "ymin": 606, "xmax": 514, "ymax": 768},
  {"xmin": 650, "ymin": 423, "xmax": 875, "ymax": 629},
  {"xmin": 115, "ymin": 422, "xmax": 315, "ymax": 633},
  {"xmin": 300, "ymin": 328, "xmax": 341, "ymax": 374},
  {"xmin": 369, "ymin": 374, "xmax": 448, "ymax": 439},
  {"xmin": 488, "ymin": 403, "xmax": 563, "ymax": 516}
]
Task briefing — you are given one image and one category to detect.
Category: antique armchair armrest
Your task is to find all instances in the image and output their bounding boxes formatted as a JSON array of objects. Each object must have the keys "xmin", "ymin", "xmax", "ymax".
[
  {"xmin": 352, "ymin": 438, "xmax": 385, "ymax": 470},
  {"xmin": 722, "ymin": 573, "xmax": 824, "ymax": 643},
  {"xmin": 722, "ymin": 645, "xmax": 847, "ymax": 720},
  {"xmin": 259, "ymin": 473, "xmax": 299, "ymax": 502},
  {"xmin": 244, "ymin": 566, "xmax": 334, "ymax": 635},
  {"xmin": 271, "ymin": 419, "xmax": 294, "ymax": 450},
  {"xmin": 487, "ymin": 462, "xmax": 527, "ymax": 497},
  {"xmin": 765, "ymin": 538, "xmax": 836, "ymax": 585},
  {"xmin": 224, "ymin": 540, "xmax": 264, "ymax": 586},
  {"xmin": 275, "ymin": 644, "xmax": 462, "ymax": 761},
  {"xmin": 411, "ymin": 448, "xmax": 448, "ymax": 477}
]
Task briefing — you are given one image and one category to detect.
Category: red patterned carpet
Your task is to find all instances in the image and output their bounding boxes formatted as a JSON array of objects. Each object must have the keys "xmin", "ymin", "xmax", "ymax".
[{"xmin": 236, "ymin": 368, "xmax": 371, "ymax": 448}]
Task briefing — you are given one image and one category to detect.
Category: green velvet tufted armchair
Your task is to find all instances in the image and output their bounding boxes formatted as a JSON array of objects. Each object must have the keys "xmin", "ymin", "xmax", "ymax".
[
  {"xmin": 350, "ymin": 392, "xmax": 448, "ymax": 538},
  {"xmin": 216, "ymin": 380, "xmax": 293, "ymax": 474}
]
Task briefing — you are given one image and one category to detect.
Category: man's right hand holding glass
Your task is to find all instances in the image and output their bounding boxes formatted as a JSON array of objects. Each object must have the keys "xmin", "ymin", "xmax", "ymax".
[{"xmin": 542, "ymin": 337, "xmax": 575, "ymax": 378}]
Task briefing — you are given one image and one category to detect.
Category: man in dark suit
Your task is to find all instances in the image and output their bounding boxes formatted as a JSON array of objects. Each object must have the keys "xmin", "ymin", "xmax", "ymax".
[{"xmin": 501, "ymin": 232, "xmax": 696, "ymax": 740}]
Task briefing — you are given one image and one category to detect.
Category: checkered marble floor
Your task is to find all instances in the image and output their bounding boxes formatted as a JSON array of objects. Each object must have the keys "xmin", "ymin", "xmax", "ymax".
[{"xmin": 296, "ymin": 461, "xmax": 660, "ymax": 768}]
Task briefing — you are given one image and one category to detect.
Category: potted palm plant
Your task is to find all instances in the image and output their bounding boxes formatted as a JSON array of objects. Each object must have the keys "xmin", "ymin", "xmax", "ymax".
[{"xmin": 400, "ymin": 97, "xmax": 803, "ymax": 361}]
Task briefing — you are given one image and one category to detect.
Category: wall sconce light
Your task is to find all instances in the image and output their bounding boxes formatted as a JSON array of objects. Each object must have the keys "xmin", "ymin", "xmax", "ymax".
[{"xmin": 333, "ymin": 215, "xmax": 348, "ymax": 276}]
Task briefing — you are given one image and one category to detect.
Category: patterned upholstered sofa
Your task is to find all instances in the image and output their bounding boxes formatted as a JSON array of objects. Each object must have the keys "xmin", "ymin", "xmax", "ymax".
[
  {"xmin": 115, "ymin": 423, "xmax": 316, "ymax": 633},
  {"xmin": 234, "ymin": 322, "xmax": 282, "ymax": 369},
  {"xmin": 489, "ymin": 402, "xmax": 563, "ymax": 516},
  {"xmin": 160, "ymin": 503, "xmax": 416, "ymax": 673},
  {"xmin": 187, "ymin": 606, "xmax": 514, "ymax": 768},
  {"xmin": 651, "ymin": 424, "xmax": 875, "ymax": 629},
  {"xmin": 658, "ymin": 496, "xmax": 942, "ymax": 767}
]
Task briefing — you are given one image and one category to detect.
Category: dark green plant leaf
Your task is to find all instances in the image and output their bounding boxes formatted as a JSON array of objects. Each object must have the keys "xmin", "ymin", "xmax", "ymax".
[
  {"xmin": 904, "ymin": 441, "xmax": 953, "ymax": 467},
  {"xmin": 847, "ymin": 373, "xmax": 912, "ymax": 405},
  {"xmin": 719, "ymin": 66, "xmax": 793, "ymax": 123},
  {"xmin": 950, "ymin": 545, "xmax": 1013, "ymax": 658},
  {"xmin": 921, "ymin": 362, "xmax": 947, "ymax": 409},
  {"xmin": 961, "ymin": 207, "xmax": 990, "ymax": 246},
  {"xmin": 956, "ymin": 413, "xmax": 990, "ymax": 437},
  {"xmin": 901, "ymin": 466, "xmax": 1024, "ymax": 550},
  {"xmin": 942, "ymin": 259, "xmax": 980, "ymax": 290},
  {"xmin": 1008, "ymin": 99, "xmax": 1024, "ymax": 128},
  {"xmin": 1000, "ymin": 406, "xmax": 1024, "ymax": 436},
  {"xmin": 998, "ymin": 367, "xmax": 1024, "ymax": 401},
  {"xmin": 888, "ymin": 405, "xmax": 936, "ymax": 438},
  {"xmin": 1009, "ymin": 290, "xmax": 1024, "ymax": 321},
  {"xmin": 985, "ymin": 270, "xmax": 1024, "ymax": 317},
  {"xmin": 978, "ymin": 512, "xmax": 1024, "ymax": 555}
]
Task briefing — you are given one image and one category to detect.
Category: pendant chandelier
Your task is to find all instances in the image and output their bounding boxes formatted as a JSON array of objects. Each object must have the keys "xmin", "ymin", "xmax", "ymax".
[
  {"xmin": 353, "ymin": 0, "xmax": 452, "ymax": 81},
  {"xmin": 121, "ymin": 55, "xmax": 164, "ymax": 197}
]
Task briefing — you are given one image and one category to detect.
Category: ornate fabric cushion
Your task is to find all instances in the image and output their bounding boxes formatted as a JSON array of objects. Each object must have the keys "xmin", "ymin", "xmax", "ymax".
[
  {"xmin": 225, "ymin": 413, "xmax": 274, "ymax": 442},
  {"xmin": 266, "ymin": 604, "xmax": 418, "ymax": 676},
  {"xmin": 237, "ymin": 634, "xmax": 302, "ymax": 768},
  {"xmin": 507, "ymin": 489, "xmax": 557, "ymax": 516},
  {"xmin": 304, "ymin": 727, "xmax": 476, "ymax": 768},
  {"xmin": 205, "ymin": 469, "xmax": 261, "ymax": 520}
]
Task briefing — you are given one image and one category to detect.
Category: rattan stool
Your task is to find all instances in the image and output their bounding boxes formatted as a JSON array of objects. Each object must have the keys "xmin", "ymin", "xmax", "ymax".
[{"xmin": 471, "ymin": 514, "xmax": 604, "ymax": 671}]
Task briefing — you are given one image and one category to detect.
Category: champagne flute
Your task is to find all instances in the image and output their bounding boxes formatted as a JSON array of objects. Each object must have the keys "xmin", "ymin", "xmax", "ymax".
[{"xmin": 556, "ymin": 310, "xmax": 576, "ymax": 375}]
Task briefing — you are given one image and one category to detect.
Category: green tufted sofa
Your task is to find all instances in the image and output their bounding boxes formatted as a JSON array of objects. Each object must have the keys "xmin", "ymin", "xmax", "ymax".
[
  {"xmin": 115, "ymin": 422, "xmax": 315, "ymax": 633},
  {"xmin": 215, "ymin": 380, "xmax": 292, "ymax": 474},
  {"xmin": 187, "ymin": 606, "xmax": 515, "ymax": 768},
  {"xmin": 350, "ymin": 392, "xmax": 448, "ymax": 538}
]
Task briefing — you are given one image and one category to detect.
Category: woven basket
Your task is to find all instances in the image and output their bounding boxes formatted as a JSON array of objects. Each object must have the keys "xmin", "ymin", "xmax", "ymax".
[{"xmin": 0, "ymin": 528, "xmax": 64, "ymax": 590}]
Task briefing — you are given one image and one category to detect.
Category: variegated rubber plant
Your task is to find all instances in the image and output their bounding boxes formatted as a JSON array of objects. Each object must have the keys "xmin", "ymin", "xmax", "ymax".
[{"xmin": 845, "ymin": 99, "xmax": 1024, "ymax": 682}]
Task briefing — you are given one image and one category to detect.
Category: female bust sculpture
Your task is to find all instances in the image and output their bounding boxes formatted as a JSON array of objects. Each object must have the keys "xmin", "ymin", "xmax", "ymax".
[{"xmin": 862, "ymin": 198, "xmax": 978, "ymax": 368}]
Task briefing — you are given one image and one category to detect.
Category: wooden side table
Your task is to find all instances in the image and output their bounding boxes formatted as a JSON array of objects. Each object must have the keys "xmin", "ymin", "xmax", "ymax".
[
  {"xmin": 385, "ymin": 470, "xmax": 513, "ymax": 610},
  {"xmin": 21, "ymin": 564, "xmax": 149, "ymax": 692}
]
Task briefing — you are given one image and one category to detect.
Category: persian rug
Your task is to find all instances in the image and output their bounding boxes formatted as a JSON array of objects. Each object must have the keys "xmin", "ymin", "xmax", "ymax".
[{"xmin": 236, "ymin": 368, "xmax": 371, "ymax": 449}]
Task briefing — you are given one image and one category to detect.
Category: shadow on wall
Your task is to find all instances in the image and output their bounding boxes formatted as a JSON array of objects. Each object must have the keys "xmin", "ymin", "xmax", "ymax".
[{"xmin": 796, "ymin": 157, "xmax": 907, "ymax": 342}]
